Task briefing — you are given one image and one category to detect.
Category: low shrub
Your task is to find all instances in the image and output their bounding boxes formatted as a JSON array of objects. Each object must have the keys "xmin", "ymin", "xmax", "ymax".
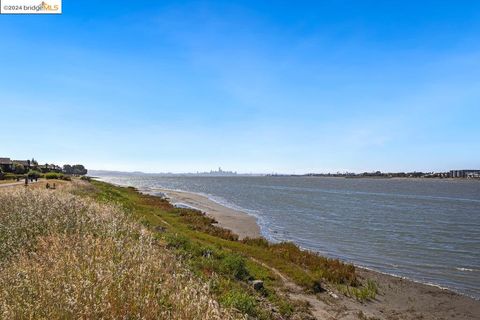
[
  {"xmin": 219, "ymin": 253, "xmax": 250, "ymax": 281},
  {"xmin": 165, "ymin": 233, "xmax": 193, "ymax": 251},
  {"xmin": 45, "ymin": 172, "xmax": 62, "ymax": 179},
  {"xmin": 178, "ymin": 209, "xmax": 239, "ymax": 241},
  {"xmin": 27, "ymin": 170, "xmax": 42, "ymax": 179},
  {"xmin": 220, "ymin": 290, "xmax": 257, "ymax": 316},
  {"xmin": 45, "ymin": 172, "xmax": 71, "ymax": 181},
  {"xmin": 241, "ymin": 237, "xmax": 270, "ymax": 247},
  {"xmin": 2, "ymin": 173, "xmax": 22, "ymax": 180},
  {"xmin": 243, "ymin": 239, "xmax": 358, "ymax": 287},
  {"xmin": 337, "ymin": 279, "xmax": 378, "ymax": 301}
]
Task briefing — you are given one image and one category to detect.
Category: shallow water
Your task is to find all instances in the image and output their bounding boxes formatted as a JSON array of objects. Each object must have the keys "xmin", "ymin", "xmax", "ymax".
[{"xmin": 94, "ymin": 173, "xmax": 480, "ymax": 299}]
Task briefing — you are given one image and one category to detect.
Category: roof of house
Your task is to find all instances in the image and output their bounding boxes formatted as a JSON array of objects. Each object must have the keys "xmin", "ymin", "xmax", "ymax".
[
  {"xmin": 0, "ymin": 158, "xmax": 12, "ymax": 165},
  {"xmin": 12, "ymin": 160, "xmax": 30, "ymax": 166}
]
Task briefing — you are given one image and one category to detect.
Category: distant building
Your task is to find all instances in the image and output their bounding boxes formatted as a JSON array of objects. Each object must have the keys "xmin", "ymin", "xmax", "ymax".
[
  {"xmin": 450, "ymin": 170, "xmax": 480, "ymax": 178},
  {"xmin": 38, "ymin": 164, "xmax": 62, "ymax": 173},
  {"xmin": 0, "ymin": 158, "xmax": 13, "ymax": 171},
  {"xmin": 12, "ymin": 160, "xmax": 31, "ymax": 169}
]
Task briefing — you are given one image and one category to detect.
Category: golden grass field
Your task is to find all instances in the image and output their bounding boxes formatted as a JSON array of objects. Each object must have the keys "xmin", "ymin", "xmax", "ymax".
[{"xmin": 0, "ymin": 183, "xmax": 242, "ymax": 319}]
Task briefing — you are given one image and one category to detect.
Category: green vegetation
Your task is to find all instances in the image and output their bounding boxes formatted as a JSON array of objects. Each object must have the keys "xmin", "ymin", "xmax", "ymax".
[
  {"xmin": 337, "ymin": 279, "xmax": 378, "ymax": 301},
  {"xmin": 45, "ymin": 172, "xmax": 71, "ymax": 181},
  {"xmin": 84, "ymin": 181, "xmax": 378, "ymax": 312},
  {"xmin": 63, "ymin": 164, "xmax": 88, "ymax": 175},
  {"xmin": 0, "ymin": 179, "xmax": 378, "ymax": 318},
  {"xmin": 220, "ymin": 290, "xmax": 257, "ymax": 315},
  {"xmin": 0, "ymin": 157, "xmax": 88, "ymax": 182},
  {"xmin": 13, "ymin": 163, "xmax": 25, "ymax": 174},
  {"xmin": 80, "ymin": 175, "xmax": 92, "ymax": 181},
  {"xmin": 27, "ymin": 169, "xmax": 42, "ymax": 179},
  {"xmin": 2, "ymin": 173, "xmax": 23, "ymax": 180}
]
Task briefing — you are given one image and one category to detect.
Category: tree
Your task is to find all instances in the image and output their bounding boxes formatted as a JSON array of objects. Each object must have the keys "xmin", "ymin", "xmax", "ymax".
[
  {"xmin": 63, "ymin": 165, "xmax": 73, "ymax": 175},
  {"xmin": 72, "ymin": 164, "xmax": 87, "ymax": 176},
  {"xmin": 13, "ymin": 164, "xmax": 25, "ymax": 174}
]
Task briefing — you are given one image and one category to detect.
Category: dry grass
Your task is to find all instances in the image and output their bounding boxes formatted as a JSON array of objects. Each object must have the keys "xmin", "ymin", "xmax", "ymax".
[{"xmin": 0, "ymin": 188, "xmax": 242, "ymax": 319}]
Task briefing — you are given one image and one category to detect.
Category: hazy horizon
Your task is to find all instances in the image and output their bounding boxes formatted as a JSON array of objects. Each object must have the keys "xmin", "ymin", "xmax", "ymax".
[
  {"xmin": 1, "ymin": 1, "xmax": 479, "ymax": 173},
  {"xmin": 88, "ymin": 167, "xmax": 473, "ymax": 176}
]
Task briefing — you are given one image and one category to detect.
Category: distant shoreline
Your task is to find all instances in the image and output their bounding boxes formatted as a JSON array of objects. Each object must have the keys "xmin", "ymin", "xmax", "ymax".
[{"xmin": 90, "ymin": 170, "xmax": 480, "ymax": 180}]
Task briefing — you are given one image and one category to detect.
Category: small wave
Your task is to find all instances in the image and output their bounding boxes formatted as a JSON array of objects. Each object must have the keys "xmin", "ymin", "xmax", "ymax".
[
  {"xmin": 171, "ymin": 202, "xmax": 199, "ymax": 210},
  {"xmin": 456, "ymin": 267, "xmax": 479, "ymax": 272}
]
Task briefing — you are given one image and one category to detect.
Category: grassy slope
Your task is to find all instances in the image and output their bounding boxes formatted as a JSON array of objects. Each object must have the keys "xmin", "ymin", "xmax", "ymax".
[
  {"xmin": 80, "ymin": 180, "xmax": 377, "ymax": 318},
  {"xmin": 0, "ymin": 183, "xmax": 240, "ymax": 319},
  {"xmin": 0, "ymin": 179, "xmax": 376, "ymax": 319}
]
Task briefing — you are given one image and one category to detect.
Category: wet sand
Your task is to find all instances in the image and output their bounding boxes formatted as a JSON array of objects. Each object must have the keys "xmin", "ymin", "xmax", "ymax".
[
  {"xmin": 348, "ymin": 268, "xmax": 480, "ymax": 320},
  {"xmin": 153, "ymin": 188, "xmax": 261, "ymax": 239}
]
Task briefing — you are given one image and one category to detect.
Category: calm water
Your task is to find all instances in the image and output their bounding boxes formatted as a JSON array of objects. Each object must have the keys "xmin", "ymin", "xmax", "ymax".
[{"xmin": 94, "ymin": 173, "xmax": 480, "ymax": 299}]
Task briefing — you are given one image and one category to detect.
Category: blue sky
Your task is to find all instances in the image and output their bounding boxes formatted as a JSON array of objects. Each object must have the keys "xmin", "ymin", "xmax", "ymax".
[{"xmin": 1, "ymin": 1, "xmax": 479, "ymax": 173}]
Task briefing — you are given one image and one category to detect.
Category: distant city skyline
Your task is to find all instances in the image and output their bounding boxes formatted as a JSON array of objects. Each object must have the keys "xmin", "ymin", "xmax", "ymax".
[{"xmin": 1, "ymin": 1, "xmax": 479, "ymax": 173}]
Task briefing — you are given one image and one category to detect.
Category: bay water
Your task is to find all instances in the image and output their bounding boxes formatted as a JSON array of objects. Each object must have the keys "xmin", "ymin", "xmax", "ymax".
[{"xmin": 93, "ymin": 173, "xmax": 480, "ymax": 299}]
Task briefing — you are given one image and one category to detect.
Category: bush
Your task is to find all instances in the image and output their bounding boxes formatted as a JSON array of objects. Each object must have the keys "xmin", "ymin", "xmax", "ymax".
[
  {"xmin": 13, "ymin": 163, "xmax": 25, "ymax": 174},
  {"xmin": 2, "ymin": 173, "xmax": 22, "ymax": 181},
  {"xmin": 178, "ymin": 209, "xmax": 239, "ymax": 241},
  {"xmin": 27, "ymin": 170, "xmax": 41, "ymax": 179},
  {"xmin": 45, "ymin": 172, "xmax": 71, "ymax": 181},
  {"xmin": 243, "ymin": 239, "xmax": 358, "ymax": 287},
  {"xmin": 45, "ymin": 172, "xmax": 62, "ymax": 179},
  {"xmin": 219, "ymin": 253, "xmax": 250, "ymax": 281},
  {"xmin": 220, "ymin": 290, "xmax": 257, "ymax": 315},
  {"xmin": 165, "ymin": 233, "xmax": 192, "ymax": 251}
]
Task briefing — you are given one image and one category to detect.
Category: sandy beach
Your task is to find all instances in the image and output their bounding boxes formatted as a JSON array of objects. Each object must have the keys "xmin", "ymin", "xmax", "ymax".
[
  {"xmin": 150, "ymin": 187, "xmax": 480, "ymax": 320},
  {"xmin": 152, "ymin": 188, "xmax": 261, "ymax": 239}
]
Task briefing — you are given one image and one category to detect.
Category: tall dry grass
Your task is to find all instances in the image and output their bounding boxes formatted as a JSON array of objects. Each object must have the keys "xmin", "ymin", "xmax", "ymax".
[{"xmin": 0, "ymin": 188, "xmax": 242, "ymax": 319}]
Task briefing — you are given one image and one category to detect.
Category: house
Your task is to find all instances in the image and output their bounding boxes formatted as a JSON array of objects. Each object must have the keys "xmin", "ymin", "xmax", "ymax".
[
  {"xmin": 0, "ymin": 158, "xmax": 13, "ymax": 172},
  {"xmin": 38, "ymin": 164, "xmax": 51, "ymax": 173},
  {"xmin": 12, "ymin": 160, "xmax": 31, "ymax": 170},
  {"xmin": 38, "ymin": 164, "xmax": 62, "ymax": 173}
]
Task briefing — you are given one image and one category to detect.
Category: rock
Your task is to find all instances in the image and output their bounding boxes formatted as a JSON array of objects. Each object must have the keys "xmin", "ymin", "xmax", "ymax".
[
  {"xmin": 312, "ymin": 281, "xmax": 325, "ymax": 293},
  {"xmin": 202, "ymin": 249, "xmax": 213, "ymax": 258},
  {"xmin": 251, "ymin": 280, "xmax": 264, "ymax": 291},
  {"xmin": 154, "ymin": 226, "xmax": 166, "ymax": 233}
]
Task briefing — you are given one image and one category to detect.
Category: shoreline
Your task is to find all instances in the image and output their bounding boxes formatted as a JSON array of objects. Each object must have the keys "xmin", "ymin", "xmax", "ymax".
[
  {"xmin": 148, "ymin": 187, "xmax": 261, "ymax": 240},
  {"xmin": 151, "ymin": 187, "xmax": 478, "ymax": 296},
  {"xmin": 96, "ymin": 180, "xmax": 480, "ymax": 318},
  {"xmin": 146, "ymin": 186, "xmax": 480, "ymax": 319},
  {"xmin": 123, "ymin": 183, "xmax": 478, "ymax": 298}
]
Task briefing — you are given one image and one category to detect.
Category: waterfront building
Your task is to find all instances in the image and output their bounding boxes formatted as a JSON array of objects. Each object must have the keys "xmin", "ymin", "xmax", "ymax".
[{"xmin": 450, "ymin": 170, "xmax": 480, "ymax": 178}]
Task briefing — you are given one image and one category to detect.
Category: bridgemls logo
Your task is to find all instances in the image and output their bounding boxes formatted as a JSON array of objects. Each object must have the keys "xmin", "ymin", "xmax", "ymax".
[
  {"xmin": 0, "ymin": 0, "xmax": 62, "ymax": 14},
  {"xmin": 38, "ymin": 1, "xmax": 60, "ymax": 11}
]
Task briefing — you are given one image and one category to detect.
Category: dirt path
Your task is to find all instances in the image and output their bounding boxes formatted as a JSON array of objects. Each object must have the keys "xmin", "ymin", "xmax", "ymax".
[
  {"xmin": 250, "ymin": 256, "xmax": 480, "ymax": 320},
  {"xmin": 0, "ymin": 180, "xmax": 40, "ymax": 188},
  {"xmin": 250, "ymin": 258, "xmax": 339, "ymax": 319}
]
